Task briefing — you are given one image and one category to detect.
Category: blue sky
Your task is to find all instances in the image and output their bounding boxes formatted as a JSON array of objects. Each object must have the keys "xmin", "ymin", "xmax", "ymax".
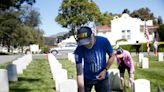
[{"xmin": 33, "ymin": 0, "xmax": 164, "ymax": 37}]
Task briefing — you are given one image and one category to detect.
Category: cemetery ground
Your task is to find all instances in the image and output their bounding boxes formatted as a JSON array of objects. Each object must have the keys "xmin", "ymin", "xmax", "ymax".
[{"xmin": 0, "ymin": 55, "xmax": 164, "ymax": 92}]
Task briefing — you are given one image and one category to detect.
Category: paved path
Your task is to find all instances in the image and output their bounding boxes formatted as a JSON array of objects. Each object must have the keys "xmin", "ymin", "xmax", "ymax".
[{"xmin": 0, "ymin": 55, "xmax": 22, "ymax": 64}]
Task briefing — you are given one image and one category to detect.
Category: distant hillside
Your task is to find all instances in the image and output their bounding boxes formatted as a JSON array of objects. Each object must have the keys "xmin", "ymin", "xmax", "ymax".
[
  {"xmin": 49, "ymin": 32, "xmax": 68, "ymax": 38},
  {"xmin": 44, "ymin": 32, "xmax": 69, "ymax": 46}
]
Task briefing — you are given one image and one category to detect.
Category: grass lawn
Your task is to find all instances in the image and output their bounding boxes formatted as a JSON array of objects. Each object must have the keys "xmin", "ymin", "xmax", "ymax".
[
  {"xmin": 1, "ymin": 55, "xmax": 163, "ymax": 92},
  {"xmin": 9, "ymin": 59, "xmax": 55, "ymax": 92},
  {"xmin": 133, "ymin": 56, "xmax": 164, "ymax": 92},
  {"xmin": 59, "ymin": 56, "xmax": 164, "ymax": 92}
]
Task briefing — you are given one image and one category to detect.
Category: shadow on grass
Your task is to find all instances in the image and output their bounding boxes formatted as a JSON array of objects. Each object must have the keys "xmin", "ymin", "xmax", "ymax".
[
  {"xmin": 9, "ymin": 77, "xmax": 41, "ymax": 92},
  {"xmin": 10, "ymin": 88, "xmax": 31, "ymax": 92},
  {"xmin": 18, "ymin": 77, "xmax": 41, "ymax": 82}
]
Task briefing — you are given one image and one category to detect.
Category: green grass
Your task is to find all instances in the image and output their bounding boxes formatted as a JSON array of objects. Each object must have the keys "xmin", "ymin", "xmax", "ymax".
[
  {"xmin": 9, "ymin": 59, "xmax": 55, "ymax": 92},
  {"xmin": 59, "ymin": 58, "xmax": 77, "ymax": 79},
  {"xmin": 134, "ymin": 57, "xmax": 164, "ymax": 92},
  {"xmin": 0, "ymin": 62, "xmax": 11, "ymax": 69},
  {"xmin": 1, "ymin": 55, "xmax": 163, "ymax": 92},
  {"xmin": 58, "ymin": 56, "xmax": 164, "ymax": 92},
  {"xmin": 118, "ymin": 56, "xmax": 164, "ymax": 92}
]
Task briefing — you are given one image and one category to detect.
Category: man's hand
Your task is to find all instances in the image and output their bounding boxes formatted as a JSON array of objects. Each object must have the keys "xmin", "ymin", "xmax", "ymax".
[{"xmin": 97, "ymin": 69, "xmax": 107, "ymax": 80}]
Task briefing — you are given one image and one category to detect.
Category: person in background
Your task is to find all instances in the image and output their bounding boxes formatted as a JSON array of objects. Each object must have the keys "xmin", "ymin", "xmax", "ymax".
[
  {"xmin": 135, "ymin": 41, "xmax": 141, "ymax": 55},
  {"xmin": 115, "ymin": 48, "xmax": 135, "ymax": 89},
  {"xmin": 147, "ymin": 42, "xmax": 151, "ymax": 55},
  {"xmin": 74, "ymin": 26, "xmax": 115, "ymax": 92},
  {"xmin": 153, "ymin": 39, "xmax": 158, "ymax": 56}
]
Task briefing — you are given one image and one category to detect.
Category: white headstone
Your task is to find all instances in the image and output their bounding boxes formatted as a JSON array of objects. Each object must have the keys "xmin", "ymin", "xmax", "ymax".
[
  {"xmin": 133, "ymin": 79, "xmax": 150, "ymax": 92},
  {"xmin": 108, "ymin": 69, "xmax": 121, "ymax": 91},
  {"xmin": 6, "ymin": 64, "xmax": 18, "ymax": 81},
  {"xmin": 55, "ymin": 69, "xmax": 68, "ymax": 91},
  {"xmin": 59, "ymin": 79, "xmax": 77, "ymax": 92},
  {"xmin": 0, "ymin": 69, "xmax": 9, "ymax": 92},
  {"xmin": 139, "ymin": 53, "xmax": 144, "ymax": 63},
  {"xmin": 141, "ymin": 57, "xmax": 149, "ymax": 69},
  {"xmin": 30, "ymin": 44, "xmax": 39, "ymax": 53},
  {"xmin": 68, "ymin": 53, "xmax": 75, "ymax": 63},
  {"xmin": 13, "ymin": 60, "xmax": 23, "ymax": 74},
  {"xmin": 158, "ymin": 53, "xmax": 164, "ymax": 61}
]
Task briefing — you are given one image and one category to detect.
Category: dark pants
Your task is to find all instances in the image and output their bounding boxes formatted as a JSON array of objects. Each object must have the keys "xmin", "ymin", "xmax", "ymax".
[{"xmin": 84, "ymin": 78, "xmax": 110, "ymax": 92}]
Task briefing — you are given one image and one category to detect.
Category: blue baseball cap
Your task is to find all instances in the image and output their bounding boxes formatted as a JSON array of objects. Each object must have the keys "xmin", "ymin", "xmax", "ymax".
[
  {"xmin": 77, "ymin": 26, "xmax": 93, "ymax": 46},
  {"xmin": 116, "ymin": 48, "xmax": 123, "ymax": 55}
]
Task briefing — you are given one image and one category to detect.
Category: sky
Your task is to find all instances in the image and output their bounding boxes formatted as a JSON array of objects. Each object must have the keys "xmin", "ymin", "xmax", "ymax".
[{"xmin": 33, "ymin": 0, "xmax": 164, "ymax": 37}]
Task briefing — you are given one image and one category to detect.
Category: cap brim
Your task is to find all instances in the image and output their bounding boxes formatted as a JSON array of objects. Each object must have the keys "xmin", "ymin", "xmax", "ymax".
[
  {"xmin": 78, "ymin": 37, "xmax": 92, "ymax": 46},
  {"xmin": 116, "ymin": 54, "xmax": 123, "ymax": 58}
]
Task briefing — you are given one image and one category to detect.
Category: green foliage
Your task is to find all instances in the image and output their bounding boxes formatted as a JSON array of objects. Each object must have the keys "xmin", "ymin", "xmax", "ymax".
[
  {"xmin": 20, "ymin": 6, "xmax": 41, "ymax": 28},
  {"xmin": 55, "ymin": 0, "xmax": 101, "ymax": 32},
  {"xmin": 40, "ymin": 46, "xmax": 49, "ymax": 54},
  {"xmin": 96, "ymin": 12, "xmax": 113, "ymax": 25},
  {"xmin": 0, "ymin": 7, "xmax": 44, "ymax": 53},
  {"xmin": 158, "ymin": 24, "xmax": 164, "ymax": 41},
  {"xmin": 130, "ymin": 7, "xmax": 157, "ymax": 25},
  {"xmin": 0, "ymin": 10, "xmax": 21, "ymax": 52},
  {"xmin": 0, "ymin": 0, "xmax": 35, "ymax": 10},
  {"xmin": 122, "ymin": 8, "xmax": 130, "ymax": 14},
  {"xmin": 118, "ymin": 42, "xmax": 164, "ymax": 52},
  {"xmin": 157, "ymin": 16, "xmax": 163, "ymax": 24}
]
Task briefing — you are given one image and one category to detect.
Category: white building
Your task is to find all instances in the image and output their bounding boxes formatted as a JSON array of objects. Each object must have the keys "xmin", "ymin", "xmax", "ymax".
[{"xmin": 97, "ymin": 13, "xmax": 155, "ymax": 45}]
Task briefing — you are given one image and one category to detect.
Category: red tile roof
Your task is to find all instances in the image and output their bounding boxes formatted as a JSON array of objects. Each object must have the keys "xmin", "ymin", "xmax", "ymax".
[{"xmin": 96, "ymin": 25, "xmax": 111, "ymax": 32}]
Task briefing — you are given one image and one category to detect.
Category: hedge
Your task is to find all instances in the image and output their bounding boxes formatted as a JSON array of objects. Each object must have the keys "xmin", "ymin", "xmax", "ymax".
[{"xmin": 113, "ymin": 42, "xmax": 164, "ymax": 52}]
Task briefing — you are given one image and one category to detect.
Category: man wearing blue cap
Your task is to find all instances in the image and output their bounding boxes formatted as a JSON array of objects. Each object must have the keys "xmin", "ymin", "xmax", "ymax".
[{"xmin": 74, "ymin": 26, "xmax": 115, "ymax": 92}]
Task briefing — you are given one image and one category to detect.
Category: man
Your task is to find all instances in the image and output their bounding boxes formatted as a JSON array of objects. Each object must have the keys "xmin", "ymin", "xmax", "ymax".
[
  {"xmin": 115, "ymin": 48, "xmax": 135, "ymax": 88},
  {"xmin": 74, "ymin": 26, "xmax": 115, "ymax": 92}
]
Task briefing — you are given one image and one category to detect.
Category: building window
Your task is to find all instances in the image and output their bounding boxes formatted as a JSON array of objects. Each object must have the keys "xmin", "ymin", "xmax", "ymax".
[
  {"xmin": 127, "ymin": 30, "xmax": 131, "ymax": 40},
  {"xmin": 122, "ymin": 30, "xmax": 125, "ymax": 33},
  {"xmin": 127, "ymin": 30, "xmax": 131, "ymax": 33},
  {"xmin": 122, "ymin": 30, "xmax": 131, "ymax": 40},
  {"xmin": 127, "ymin": 35, "xmax": 131, "ymax": 39},
  {"xmin": 140, "ymin": 27, "xmax": 144, "ymax": 32},
  {"xmin": 122, "ymin": 35, "xmax": 126, "ymax": 39}
]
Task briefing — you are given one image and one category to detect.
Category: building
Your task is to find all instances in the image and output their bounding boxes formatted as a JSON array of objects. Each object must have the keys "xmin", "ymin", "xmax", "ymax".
[{"xmin": 96, "ymin": 13, "xmax": 158, "ymax": 45}]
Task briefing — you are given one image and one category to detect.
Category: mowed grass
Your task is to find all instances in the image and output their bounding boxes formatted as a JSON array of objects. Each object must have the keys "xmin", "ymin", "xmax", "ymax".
[
  {"xmin": 59, "ymin": 58, "xmax": 77, "ymax": 79},
  {"xmin": 9, "ymin": 59, "xmax": 55, "ymax": 92},
  {"xmin": 133, "ymin": 56, "xmax": 164, "ymax": 92},
  {"xmin": 1, "ymin": 55, "xmax": 163, "ymax": 92},
  {"xmin": 59, "ymin": 56, "xmax": 164, "ymax": 92}
]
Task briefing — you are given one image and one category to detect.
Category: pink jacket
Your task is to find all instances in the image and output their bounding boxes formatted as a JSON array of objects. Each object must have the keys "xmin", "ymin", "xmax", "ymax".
[{"xmin": 116, "ymin": 50, "xmax": 135, "ymax": 73}]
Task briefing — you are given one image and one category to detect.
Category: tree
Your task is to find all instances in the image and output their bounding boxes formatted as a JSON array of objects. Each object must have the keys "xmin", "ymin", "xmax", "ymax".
[
  {"xmin": 157, "ymin": 16, "xmax": 163, "ymax": 25},
  {"xmin": 0, "ymin": 10, "xmax": 21, "ymax": 52},
  {"xmin": 0, "ymin": 0, "xmax": 35, "ymax": 10},
  {"xmin": 0, "ymin": 7, "xmax": 44, "ymax": 53},
  {"xmin": 130, "ymin": 7, "xmax": 156, "ymax": 21},
  {"xmin": 96, "ymin": 12, "xmax": 113, "ymax": 25},
  {"xmin": 158, "ymin": 24, "xmax": 164, "ymax": 41},
  {"xmin": 32, "ymin": 28, "xmax": 45, "ymax": 47},
  {"xmin": 122, "ymin": 8, "xmax": 130, "ymax": 14},
  {"xmin": 55, "ymin": 0, "xmax": 101, "ymax": 39},
  {"xmin": 19, "ymin": 6, "xmax": 41, "ymax": 28}
]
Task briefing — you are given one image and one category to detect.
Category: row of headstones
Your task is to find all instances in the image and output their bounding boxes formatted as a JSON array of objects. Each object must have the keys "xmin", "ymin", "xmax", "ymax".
[
  {"xmin": 139, "ymin": 53, "xmax": 164, "ymax": 69},
  {"xmin": 0, "ymin": 54, "xmax": 32, "ymax": 92},
  {"xmin": 68, "ymin": 52, "xmax": 164, "ymax": 69},
  {"xmin": 109, "ymin": 69, "xmax": 151, "ymax": 92},
  {"xmin": 48, "ymin": 53, "xmax": 77, "ymax": 92}
]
